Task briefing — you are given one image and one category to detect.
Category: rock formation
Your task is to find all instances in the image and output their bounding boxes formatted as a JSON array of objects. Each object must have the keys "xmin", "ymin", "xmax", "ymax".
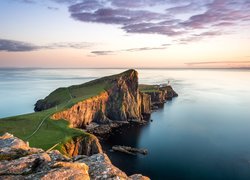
[
  {"xmin": 60, "ymin": 134, "xmax": 103, "ymax": 157},
  {"xmin": 112, "ymin": 145, "xmax": 148, "ymax": 155},
  {"xmin": 51, "ymin": 70, "xmax": 144, "ymax": 128},
  {"xmin": 0, "ymin": 133, "xmax": 149, "ymax": 180}
]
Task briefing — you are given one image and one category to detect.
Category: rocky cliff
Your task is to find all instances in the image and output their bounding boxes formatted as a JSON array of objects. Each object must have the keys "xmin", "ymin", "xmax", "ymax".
[
  {"xmin": 0, "ymin": 133, "xmax": 149, "ymax": 180},
  {"xmin": 141, "ymin": 85, "xmax": 178, "ymax": 109},
  {"xmin": 51, "ymin": 70, "xmax": 144, "ymax": 128},
  {"xmin": 60, "ymin": 134, "xmax": 103, "ymax": 157}
]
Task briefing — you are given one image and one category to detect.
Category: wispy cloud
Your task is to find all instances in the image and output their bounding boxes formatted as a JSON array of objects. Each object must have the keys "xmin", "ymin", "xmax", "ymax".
[
  {"xmin": 186, "ymin": 61, "xmax": 250, "ymax": 66},
  {"xmin": 0, "ymin": 39, "xmax": 40, "ymax": 52},
  {"xmin": 91, "ymin": 44, "xmax": 169, "ymax": 56},
  {"xmin": 47, "ymin": 6, "xmax": 59, "ymax": 11},
  {"xmin": 0, "ymin": 39, "xmax": 93, "ymax": 52}
]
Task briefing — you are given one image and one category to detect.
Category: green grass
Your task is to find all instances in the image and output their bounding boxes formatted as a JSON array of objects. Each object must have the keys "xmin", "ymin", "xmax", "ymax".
[
  {"xmin": 139, "ymin": 84, "xmax": 160, "ymax": 93},
  {"xmin": 0, "ymin": 69, "xmax": 136, "ymax": 152},
  {"xmin": 0, "ymin": 107, "xmax": 85, "ymax": 150}
]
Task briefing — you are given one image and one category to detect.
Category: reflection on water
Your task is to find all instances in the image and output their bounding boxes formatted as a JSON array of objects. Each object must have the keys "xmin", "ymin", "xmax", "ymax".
[{"xmin": 1, "ymin": 68, "xmax": 250, "ymax": 180}]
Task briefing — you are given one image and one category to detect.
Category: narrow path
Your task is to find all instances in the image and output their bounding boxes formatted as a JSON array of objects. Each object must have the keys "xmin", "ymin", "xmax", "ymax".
[{"xmin": 25, "ymin": 87, "xmax": 73, "ymax": 141}]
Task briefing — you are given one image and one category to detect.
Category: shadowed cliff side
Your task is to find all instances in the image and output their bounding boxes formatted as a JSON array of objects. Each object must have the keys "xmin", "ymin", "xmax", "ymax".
[
  {"xmin": 50, "ymin": 69, "xmax": 145, "ymax": 128},
  {"xmin": 59, "ymin": 134, "xmax": 103, "ymax": 157}
]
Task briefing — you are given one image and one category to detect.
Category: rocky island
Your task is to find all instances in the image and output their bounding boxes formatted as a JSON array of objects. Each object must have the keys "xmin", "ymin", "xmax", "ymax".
[{"xmin": 0, "ymin": 69, "xmax": 177, "ymax": 179}]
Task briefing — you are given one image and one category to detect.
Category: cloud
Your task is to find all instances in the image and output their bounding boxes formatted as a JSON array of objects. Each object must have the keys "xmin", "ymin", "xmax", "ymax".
[
  {"xmin": 0, "ymin": 39, "xmax": 40, "ymax": 52},
  {"xmin": 62, "ymin": 0, "xmax": 250, "ymax": 39},
  {"xmin": 0, "ymin": 39, "xmax": 93, "ymax": 52},
  {"xmin": 91, "ymin": 44, "xmax": 169, "ymax": 56},
  {"xmin": 91, "ymin": 51, "xmax": 115, "ymax": 56},
  {"xmin": 15, "ymin": 0, "xmax": 250, "ymax": 41},
  {"xmin": 186, "ymin": 60, "xmax": 250, "ymax": 66},
  {"xmin": 177, "ymin": 30, "xmax": 223, "ymax": 44},
  {"xmin": 47, "ymin": 6, "xmax": 59, "ymax": 11}
]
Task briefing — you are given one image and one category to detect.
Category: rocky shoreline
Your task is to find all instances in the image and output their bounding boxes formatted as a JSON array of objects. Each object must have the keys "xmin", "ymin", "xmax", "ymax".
[{"xmin": 0, "ymin": 133, "xmax": 149, "ymax": 180}]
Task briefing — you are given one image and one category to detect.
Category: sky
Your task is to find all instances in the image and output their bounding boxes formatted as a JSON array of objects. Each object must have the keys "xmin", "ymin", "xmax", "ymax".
[{"xmin": 0, "ymin": 0, "xmax": 250, "ymax": 68}]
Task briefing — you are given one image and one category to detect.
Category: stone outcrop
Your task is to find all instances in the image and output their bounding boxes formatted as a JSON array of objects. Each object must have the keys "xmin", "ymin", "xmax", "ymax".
[
  {"xmin": 140, "ymin": 92, "xmax": 151, "ymax": 119},
  {"xmin": 60, "ymin": 134, "xmax": 103, "ymax": 157},
  {"xmin": 112, "ymin": 145, "xmax": 148, "ymax": 155},
  {"xmin": 35, "ymin": 70, "xmax": 178, "ymax": 133},
  {"xmin": 0, "ymin": 133, "xmax": 149, "ymax": 180},
  {"xmin": 144, "ymin": 85, "xmax": 178, "ymax": 109},
  {"xmin": 52, "ymin": 70, "xmax": 144, "ymax": 128}
]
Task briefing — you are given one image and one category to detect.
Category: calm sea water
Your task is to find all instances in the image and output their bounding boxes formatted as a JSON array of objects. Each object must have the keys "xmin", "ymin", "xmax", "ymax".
[{"xmin": 1, "ymin": 68, "xmax": 250, "ymax": 180}]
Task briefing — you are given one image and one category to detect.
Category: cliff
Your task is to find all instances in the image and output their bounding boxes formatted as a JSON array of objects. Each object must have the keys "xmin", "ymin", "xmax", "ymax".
[
  {"xmin": 34, "ymin": 69, "xmax": 177, "ymax": 133},
  {"xmin": 139, "ymin": 84, "xmax": 178, "ymax": 109},
  {"xmin": 0, "ymin": 133, "xmax": 149, "ymax": 180},
  {"xmin": 60, "ymin": 134, "xmax": 103, "ymax": 157},
  {"xmin": 51, "ymin": 69, "xmax": 144, "ymax": 128}
]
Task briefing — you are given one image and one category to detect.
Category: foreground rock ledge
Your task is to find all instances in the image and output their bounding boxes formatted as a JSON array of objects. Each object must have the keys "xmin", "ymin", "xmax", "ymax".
[{"xmin": 0, "ymin": 133, "xmax": 150, "ymax": 180}]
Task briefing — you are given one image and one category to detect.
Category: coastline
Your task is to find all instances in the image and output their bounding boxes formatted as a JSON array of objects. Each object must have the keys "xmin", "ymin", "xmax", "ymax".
[{"xmin": 0, "ymin": 70, "xmax": 178, "ymax": 179}]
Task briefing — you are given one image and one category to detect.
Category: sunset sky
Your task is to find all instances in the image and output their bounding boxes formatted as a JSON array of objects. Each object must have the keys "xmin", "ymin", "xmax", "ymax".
[{"xmin": 0, "ymin": 0, "xmax": 250, "ymax": 68}]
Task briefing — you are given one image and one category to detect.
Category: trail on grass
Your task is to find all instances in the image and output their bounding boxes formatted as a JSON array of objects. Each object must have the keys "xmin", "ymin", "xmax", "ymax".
[{"xmin": 25, "ymin": 88, "xmax": 73, "ymax": 141}]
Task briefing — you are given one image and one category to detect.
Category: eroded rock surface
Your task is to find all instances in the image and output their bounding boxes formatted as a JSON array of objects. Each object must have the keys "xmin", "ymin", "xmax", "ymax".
[
  {"xmin": 0, "ymin": 133, "xmax": 149, "ymax": 180},
  {"xmin": 60, "ymin": 135, "xmax": 103, "ymax": 157},
  {"xmin": 52, "ymin": 70, "xmax": 144, "ymax": 128}
]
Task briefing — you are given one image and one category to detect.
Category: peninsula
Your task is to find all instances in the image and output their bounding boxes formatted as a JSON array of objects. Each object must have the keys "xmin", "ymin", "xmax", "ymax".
[{"xmin": 0, "ymin": 69, "xmax": 177, "ymax": 179}]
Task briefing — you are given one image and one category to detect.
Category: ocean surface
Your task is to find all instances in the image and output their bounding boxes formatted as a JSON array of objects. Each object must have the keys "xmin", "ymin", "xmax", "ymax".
[{"xmin": 1, "ymin": 68, "xmax": 250, "ymax": 180}]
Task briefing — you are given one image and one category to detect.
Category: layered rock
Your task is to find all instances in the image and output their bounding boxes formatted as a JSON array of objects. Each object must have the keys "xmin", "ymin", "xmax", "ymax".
[
  {"xmin": 140, "ymin": 92, "xmax": 151, "ymax": 119},
  {"xmin": 52, "ymin": 70, "xmax": 143, "ymax": 128},
  {"xmin": 0, "ymin": 133, "xmax": 149, "ymax": 180},
  {"xmin": 60, "ymin": 135, "xmax": 103, "ymax": 157},
  {"xmin": 143, "ymin": 85, "xmax": 178, "ymax": 109}
]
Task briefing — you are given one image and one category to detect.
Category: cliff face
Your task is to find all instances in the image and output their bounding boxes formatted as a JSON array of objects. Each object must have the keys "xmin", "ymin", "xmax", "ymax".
[
  {"xmin": 140, "ymin": 92, "xmax": 151, "ymax": 119},
  {"xmin": 52, "ymin": 70, "xmax": 143, "ymax": 128},
  {"xmin": 0, "ymin": 133, "xmax": 149, "ymax": 180},
  {"xmin": 61, "ymin": 135, "xmax": 103, "ymax": 157},
  {"xmin": 144, "ymin": 85, "xmax": 178, "ymax": 109},
  {"xmin": 52, "ymin": 91, "xmax": 110, "ymax": 128}
]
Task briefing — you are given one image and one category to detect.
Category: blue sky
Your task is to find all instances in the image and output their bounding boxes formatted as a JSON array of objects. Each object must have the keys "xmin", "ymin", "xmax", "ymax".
[{"xmin": 0, "ymin": 0, "xmax": 250, "ymax": 68}]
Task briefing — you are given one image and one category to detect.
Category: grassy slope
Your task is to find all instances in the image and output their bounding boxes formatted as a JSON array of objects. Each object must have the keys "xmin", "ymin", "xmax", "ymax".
[
  {"xmin": 139, "ymin": 84, "xmax": 160, "ymax": 93},
  {"xmin": 0, "ymin": 77, "xmax": 112, "ymax": 151},
  {"xmin": 0, "ymin": 70, "xmax": 133, "ymax": 151}
]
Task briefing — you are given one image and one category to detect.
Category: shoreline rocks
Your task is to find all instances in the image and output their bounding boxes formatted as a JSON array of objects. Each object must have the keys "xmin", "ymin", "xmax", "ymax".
[
  {"xmin": 112, "ymin": 145, "xmax": 148, "ymax": 155},
  {"xmin": 0, "ymin": 133, "xmax": 150, "ymax": 180}
]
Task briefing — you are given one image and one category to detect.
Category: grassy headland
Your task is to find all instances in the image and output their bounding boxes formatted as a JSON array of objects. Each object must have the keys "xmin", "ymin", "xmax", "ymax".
[{"xmin": 0, "ymin": 70, "xmax": 142, "ymax": 151}]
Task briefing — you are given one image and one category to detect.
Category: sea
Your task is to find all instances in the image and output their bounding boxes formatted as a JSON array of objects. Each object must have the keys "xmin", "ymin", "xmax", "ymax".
[{"xmin": 1, "ymin": 68, "xmax": 250, "ymax": 180}]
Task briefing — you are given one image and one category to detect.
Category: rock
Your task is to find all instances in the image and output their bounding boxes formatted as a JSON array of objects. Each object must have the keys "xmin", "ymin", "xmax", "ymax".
[
  {"xmin": 140, "ymin": 92, "xmax": 151, "ymax": 120},
  {"xmin": 0, "ymin": 133, "xmax": 43, "ymax": 161},
  {"xmin": 129, "ymin": 174, "xmax": 151, "ymax": 180},
  {"xmin": 47, "ymin": 150, "xmax": 70, "ymax": 162},
  {"xmin": 112, "ymin": 145, "xmax": 148, "ymax": 155},
  {"xmin": 159, "ymin": 85, "xmax": 178, "ymax": 100},
  {"xmin": 51, "ymin": 70, "xmax": 144, "ymax": 128},
  {"xmin": 86, "ymin": 121, "xmax": 128, "ymax": 136},
  {"xmin": 77, "ymin": 153, "xmax": 128, "ymax": 179},
  {"xmin": 0, "ymin": 133, "xmax": 150, "ymax": 179},
  {"xmin": 60, "ymin": 134, "xmax": 103, "ymax": 157},
  {"xmin": 34, "ymin": 99, "xmax": 56, "ymax": 112},
  {"xmin": 40, "ymin": 162, "xmax": 89, "ymax": 180},
  {"xmin": 0, "ymin": 153, "xmax": 51, "ymax": 175}
]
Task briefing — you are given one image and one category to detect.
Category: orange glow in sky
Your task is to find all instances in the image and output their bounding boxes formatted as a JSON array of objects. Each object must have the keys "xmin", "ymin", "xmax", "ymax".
[{"xmin": 0, "ymin": 0, "xmax": 250, "ymax": 68}]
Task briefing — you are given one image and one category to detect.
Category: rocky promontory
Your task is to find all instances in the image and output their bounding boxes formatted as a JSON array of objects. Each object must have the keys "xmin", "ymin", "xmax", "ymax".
[
  {"xmin": 0, "ymin": 69, "xmax": 178, "ymax": 179},
  {"xmin": 0, "ymin": 133, "xmax": 149, "ymax": 180},
  {"xmin": 34, "ymin": 70, "xmax": 177, "ymax": 136}
]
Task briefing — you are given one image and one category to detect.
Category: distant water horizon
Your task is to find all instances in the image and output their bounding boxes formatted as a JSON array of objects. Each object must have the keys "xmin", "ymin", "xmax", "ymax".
[{"xmin": 1, "ymin": 68, "xmax": 250, "ymax": 180}]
